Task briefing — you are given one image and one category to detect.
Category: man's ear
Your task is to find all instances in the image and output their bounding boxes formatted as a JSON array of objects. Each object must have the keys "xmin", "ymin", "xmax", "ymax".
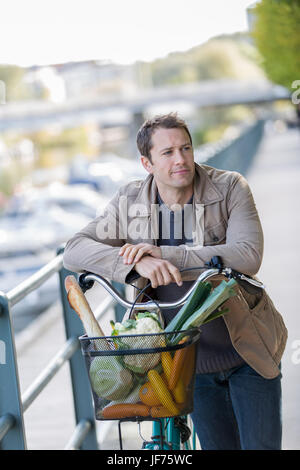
[{"xmin": 140, "ymin": 156, "xmax": 153, "ymax": 174}]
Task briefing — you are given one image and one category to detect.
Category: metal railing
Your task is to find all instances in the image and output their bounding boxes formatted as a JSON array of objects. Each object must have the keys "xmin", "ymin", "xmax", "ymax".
[
  {"xmin": 0, "ymin": 246, "xmax": 125, "ymax": 450},
  {"xmin": 195, "ymin": 119, "xmax": 265, "ymax": 176}
]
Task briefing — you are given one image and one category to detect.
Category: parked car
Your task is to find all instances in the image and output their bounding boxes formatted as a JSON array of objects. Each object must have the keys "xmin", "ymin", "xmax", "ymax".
[{"xmin": 68, "ymin": 153, "xmax": 147, "ymax": 196}]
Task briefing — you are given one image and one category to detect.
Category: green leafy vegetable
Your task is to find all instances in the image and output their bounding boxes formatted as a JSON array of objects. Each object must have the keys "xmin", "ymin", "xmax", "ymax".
[
  {"xmin": 174, "ymin": 278, "xmax": 237, "ymax": 342},
  {"xmin": 89, "ymin": 356, "xmax": 133, "ymax": 400},
  {"xmin": 164, "ymin": 281, "xmax": 212, "ymax": 334}
]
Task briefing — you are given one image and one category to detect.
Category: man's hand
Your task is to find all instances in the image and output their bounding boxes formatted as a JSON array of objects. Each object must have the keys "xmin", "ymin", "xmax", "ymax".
[
  {"xmin": 134, "ymin": 255, "xmax": 182, "ymax": 289},
  {"xmin": 119, "ymin": 243, "xmax": 162, "ymax": 265}
]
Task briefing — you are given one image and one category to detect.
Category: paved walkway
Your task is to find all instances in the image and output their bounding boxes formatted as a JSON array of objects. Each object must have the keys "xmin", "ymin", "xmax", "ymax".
[
  {"xmin": 246, "ymin": 124, "xmax": 300, "ymax": 451},
  {"xmin": 14, "ymin": 124, "xmax": 300, "ymax": 450}
]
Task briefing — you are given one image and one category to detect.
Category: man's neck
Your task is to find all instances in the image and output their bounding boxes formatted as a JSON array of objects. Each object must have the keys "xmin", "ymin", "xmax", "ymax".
[{"xmin": 156, "ymin": 184, "xmax": 194, "ymax": 209}]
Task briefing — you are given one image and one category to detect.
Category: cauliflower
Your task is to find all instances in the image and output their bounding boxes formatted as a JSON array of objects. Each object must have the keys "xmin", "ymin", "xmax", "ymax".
[
  {"xmin": 135, "ymin": 316, "xmax": 164, "ymax": 334},
  {"xmin": 110, "ymin": 312, "xmax": 164, "ymax": 374}
]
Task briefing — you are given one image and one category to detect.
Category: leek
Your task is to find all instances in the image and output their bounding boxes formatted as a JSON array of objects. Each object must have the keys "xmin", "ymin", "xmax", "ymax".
[
  {"xmin": 173, "ymin": 278, "xmax": 237, "ymax": 343},
  {"xmin": 164, "ymin": 281, "xmax": 212, "ymax": 333}
]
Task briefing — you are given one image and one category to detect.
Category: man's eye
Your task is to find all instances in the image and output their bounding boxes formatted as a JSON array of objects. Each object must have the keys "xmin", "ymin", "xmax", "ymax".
[
  {"xmin": 163, "ymin": 150, "xmax": 172, "ymax": 156},
  {"xmin": 183, "ymin": 146, "xmax": 191, "ymax": 151}
]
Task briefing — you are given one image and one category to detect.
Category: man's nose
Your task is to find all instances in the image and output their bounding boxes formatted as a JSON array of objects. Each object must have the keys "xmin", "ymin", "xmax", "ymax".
[{"xmin": 174, "ymin": 149, "xmax": 185, "ymax": 164}]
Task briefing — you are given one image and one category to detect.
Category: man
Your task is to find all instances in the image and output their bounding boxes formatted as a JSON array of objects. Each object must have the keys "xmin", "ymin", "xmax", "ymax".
[{"xmin": 63, "ymin": 113, "xmax": 287, "ymax": 450}]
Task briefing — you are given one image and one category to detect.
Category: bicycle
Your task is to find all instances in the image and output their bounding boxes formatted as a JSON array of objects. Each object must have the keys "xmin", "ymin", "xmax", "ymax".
[{"xmin": 76, "ymin": 257, "xmax": 265, "ymax": 451}]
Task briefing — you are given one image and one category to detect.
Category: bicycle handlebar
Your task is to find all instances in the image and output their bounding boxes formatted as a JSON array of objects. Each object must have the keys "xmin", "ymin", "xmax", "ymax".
[{"xmin": 78, "ymin": 266, "xmax": 265, "ymax": 311}]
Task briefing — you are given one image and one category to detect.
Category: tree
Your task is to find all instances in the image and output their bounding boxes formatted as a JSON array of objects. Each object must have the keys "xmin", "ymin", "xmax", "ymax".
[
  {"xmin": 0, "ymin": 65, "xmax": 29, "ymax": 101},
  {"xmin": 251, "ymin": 0, "xmax": 300, "ymax": 90},
  {"xmin": 144, "ymin": 35, "xmax": 265, "ymax": 88}
]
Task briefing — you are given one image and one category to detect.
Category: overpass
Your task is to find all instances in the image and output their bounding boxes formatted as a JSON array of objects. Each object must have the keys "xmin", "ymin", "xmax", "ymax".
[{"xmin": 0, "ymin": 79, "xmax": 290, "ymax": 133}]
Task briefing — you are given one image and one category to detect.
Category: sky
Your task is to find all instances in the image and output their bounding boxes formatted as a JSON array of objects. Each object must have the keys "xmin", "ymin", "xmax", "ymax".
[{"xmin": 0, "ymin": 0, "xmax": 256, "ymax": 67}]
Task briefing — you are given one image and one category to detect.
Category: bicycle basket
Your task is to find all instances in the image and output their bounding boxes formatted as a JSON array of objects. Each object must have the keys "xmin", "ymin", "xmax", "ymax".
[{"xmin": 79, "ymin": 328, "xmax": 200, "ymax": 421}]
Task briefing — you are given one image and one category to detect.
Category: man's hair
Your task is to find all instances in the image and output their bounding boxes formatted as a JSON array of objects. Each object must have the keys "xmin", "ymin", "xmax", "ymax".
[{"xmin": 136, "ymin": 112, "xmax": 193, "ymax": 162}]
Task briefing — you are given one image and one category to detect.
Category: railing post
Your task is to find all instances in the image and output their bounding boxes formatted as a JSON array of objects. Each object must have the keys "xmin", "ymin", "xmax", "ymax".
[
  {"xmin": 57, "ymin": 247, "xmax": 99, "ymax": 450},
  {"xmin": 0, "ymin": 293, "xmax": 26, "ymax": 449},
  {"xmin": 111, "ymin": 281, "xmax": 126, "ymax": 323}
]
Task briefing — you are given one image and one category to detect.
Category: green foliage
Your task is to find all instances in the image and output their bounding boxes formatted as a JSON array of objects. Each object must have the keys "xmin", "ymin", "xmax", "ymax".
[
  {"xmin": 191, "ymin": 104, "xmax": 255, "ymax": 146},
  {"xmin": 30, "ymin": 126, "xmax": 91, "ymax": 167},
  {"xmin": 251, "ymin": 0, "xmax": 300, "ymax": 90},
  {"xmin": 139, "ymin": 34, "xmax": 265, "ymax": 88},
  {"xmin": 0, "ymin": 65, "xmax": 32, "ymax": 101},
  {"xmin": 0, "ymin": 166, "xmax": 15, "ymax": 196}
]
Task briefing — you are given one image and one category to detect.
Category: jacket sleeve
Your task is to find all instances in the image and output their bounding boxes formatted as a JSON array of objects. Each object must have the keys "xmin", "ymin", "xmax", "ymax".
[
  {"xmin": 62, "ymin": 191, "xmax": 134, "ymax": 283},
  {"xmin": 159, "ymin": 173, "xmax": 264, "ymax": 277}
]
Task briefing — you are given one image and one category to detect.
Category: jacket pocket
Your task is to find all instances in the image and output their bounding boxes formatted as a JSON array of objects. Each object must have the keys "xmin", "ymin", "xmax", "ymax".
[
  {"xmin": 204, "ymin": 219, "xmax": 227, "ymax": 246},
  {"xmin": 250, "ymin": 290, "xmax": 283, "ymax": 359}
]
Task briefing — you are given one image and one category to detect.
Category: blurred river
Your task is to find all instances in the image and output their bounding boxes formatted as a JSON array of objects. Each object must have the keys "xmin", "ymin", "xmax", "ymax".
[{"xmin": 0, "ymin": 154, "xmax": 146, "ymax": 334}]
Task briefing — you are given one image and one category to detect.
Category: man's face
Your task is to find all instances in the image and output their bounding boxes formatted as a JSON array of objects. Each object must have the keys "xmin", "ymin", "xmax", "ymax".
[{"xmin": 141, "ymin": 127, "xmax": 195, "ymax": 192}]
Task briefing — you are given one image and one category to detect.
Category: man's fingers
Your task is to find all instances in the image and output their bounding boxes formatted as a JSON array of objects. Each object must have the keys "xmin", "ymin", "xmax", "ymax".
[
  {"xmin": 167, "ymin": 263, "xmax": 183, "ymax": 286},
  {"xmin": 127, "ymin": 246, "xmax": 144, "ymax": 264},
  {"xmin": 121, "ymin": 245, "xmax": 139, "ymax": 264},
  {"xmin": 134, "ymin": 255, "xmax": 182, "ymax": 288},
  {"xmin": 124, "ymin": 246, "xmax": 139, "ymax": 264},
  {"xmin": 119, "ymin": 243, "xmax": 131, "ymax": 256},
  {"xmin": 159, "ymin": 263, "xmax": 174, "ymax": 286},
  {"xmin": 150, "ymin": 260, "xmax": 182, "ymax": 287},
  {"xmin": 120, "ymin": 244, "xmax": 144, "ymax": 263},
  {"xmin": 119, "ymin": 243, "xmax": 160, "ymax": 264},
  {"xmin": 133, "ymin": 247, "xmax": 148, "ymax": 264},
  {"xmin": 122, "ymin": 244, "xmax": 152, "ymax": 264},
  {"xmin": 154, "ymin": 270, "xmax": 165, "ymax": 288},
  {"xmin": 149, "ymin": 271, "xmax": 159, "ymax": 289}
]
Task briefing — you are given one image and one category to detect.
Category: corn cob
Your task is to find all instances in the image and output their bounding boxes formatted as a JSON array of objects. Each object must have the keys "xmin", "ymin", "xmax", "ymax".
[{"xmin": 147, "ymin": 369, "xmax": 179, "ymax": 415}]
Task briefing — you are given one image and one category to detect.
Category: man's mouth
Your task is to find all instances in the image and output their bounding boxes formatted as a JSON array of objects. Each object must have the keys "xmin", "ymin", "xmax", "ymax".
[{"xmin": 172, "ymin": 169, "xmax": 189, "ymax": 174}]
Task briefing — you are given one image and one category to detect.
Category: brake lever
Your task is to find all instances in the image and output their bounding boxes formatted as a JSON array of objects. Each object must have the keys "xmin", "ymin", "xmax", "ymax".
[
  {"xmin": 205, "ymin": 256, "xmax": 265, "ymax": 293},
  {"xmin": 204, "ymin": 256, "xmax": 224, "ymax": 273}
]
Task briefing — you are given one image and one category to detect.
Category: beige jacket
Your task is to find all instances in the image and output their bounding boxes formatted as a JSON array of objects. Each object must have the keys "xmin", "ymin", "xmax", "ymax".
[{"xmin": 63, "ymin": 163, "xmax": 287, "ymax": 379}]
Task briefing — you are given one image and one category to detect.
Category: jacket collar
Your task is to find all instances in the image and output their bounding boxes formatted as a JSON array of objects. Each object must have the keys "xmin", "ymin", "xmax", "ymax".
[
  {"xmin": 193, "ymin": 163, "xmax": 224, "ymax": 205},
  {"xmin": 133, "ymin": 162, "xmax": 224, "ymax": 214}
]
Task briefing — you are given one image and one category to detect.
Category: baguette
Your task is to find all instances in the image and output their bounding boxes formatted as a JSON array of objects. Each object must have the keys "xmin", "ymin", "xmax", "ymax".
[{"xmin": 65, "ymin": 275, "xmax": 105, "ymax": 338}]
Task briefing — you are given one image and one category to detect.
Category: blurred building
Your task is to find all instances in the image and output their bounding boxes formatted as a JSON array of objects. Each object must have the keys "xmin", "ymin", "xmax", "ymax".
[
  {"xmin": 24, "ymin": 66, "xmax": 66, "ymax": 103},
  {"xmin": 246, "ymin": 1, "xmax": 259, "ymax": 33},
  {"xmin": 25, "ymin": 60, "xmax": 138, "ymax": 103}
]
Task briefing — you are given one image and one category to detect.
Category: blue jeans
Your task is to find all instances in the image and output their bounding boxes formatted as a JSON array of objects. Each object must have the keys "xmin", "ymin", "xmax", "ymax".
[{"xmin": 191, "ymin": 362, "xmax": 282, "ymax": 450}]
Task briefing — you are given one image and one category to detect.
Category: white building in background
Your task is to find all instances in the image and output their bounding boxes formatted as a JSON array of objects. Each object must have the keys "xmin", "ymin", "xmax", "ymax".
[
  {"xmin": 246, "ymin": 1, "xmax": 259, "ymax": 32},
  {"xmin": 53, "ymin": 60, "xmax": 137, "ymax": 100},
  {"xmin": 0, "ymin": 79, "xmax": 6, "ymax": 104},
  {"xmin": 24, "ymin": 60, "xmax": 138, "ymax": 103},
  {"xmin": 25, "ymin": 66, "xmax": 66, "ymax": 103}
]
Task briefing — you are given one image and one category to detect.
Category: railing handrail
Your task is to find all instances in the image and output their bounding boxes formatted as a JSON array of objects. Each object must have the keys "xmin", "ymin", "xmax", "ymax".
[
  {"xmin": 0, "ymin": 247, "xmax": 121, "ymax": 450},
  {"xmin": 6, "ymin": 254, "xmax": 64, "ymax": 307},
  {"xmin": 21, "ymin": 294, "xmax": 116, "ymax": 413}
]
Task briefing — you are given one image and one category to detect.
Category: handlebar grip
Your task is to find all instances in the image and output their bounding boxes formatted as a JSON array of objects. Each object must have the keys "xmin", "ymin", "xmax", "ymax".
[
  {"xmin": 78, "ymin": 273, "xmax": 95, "ymax": 293},
  {"xmin": 125, "ymin": 269, "xmax": 141, "ymax": 284}
]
